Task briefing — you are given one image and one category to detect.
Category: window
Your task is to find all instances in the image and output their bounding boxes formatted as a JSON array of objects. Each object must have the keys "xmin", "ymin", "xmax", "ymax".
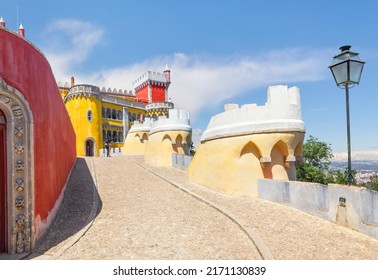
[
  {"xmin": 106, "ymin": 108, "xmax": 111, "ymax": 118},
  {"xmin": 128, "ymin": 112, "xmax": 131, "ymax": 122},
  {"xmin": 112, "ymin": 131, "xmax": 117, "ymax": 142},
  {"xmin": 132, "ymin": 113, "xmax": 136, "ymax": 122},
  {"xmin": 102, "ymin": 129, "xmax": 106, "ymax": 142},
  {"xmin": 87, "ymin": 110, "xmax": 93, "ymax": 122},
  {"xmin": 137, "ymin": 114, "xmax": 141, "ymax": 122},
  {"xmin": 102, "ymin": 107, "xmax": 105, "ymax": 118},
  {"xmin": 118, "ymin": 110, "xmax": 123, "ymax": 120},
  {"xmin": 107, "ymin": 130, "xmax": 111, "ymax": 142},
  {"xmin": 112, "ymin": 109, "xmax": 117, "ymax": 119},
  {"xmin": 118, "ymin": 131, "xmax": 123, "ymax": 143}
]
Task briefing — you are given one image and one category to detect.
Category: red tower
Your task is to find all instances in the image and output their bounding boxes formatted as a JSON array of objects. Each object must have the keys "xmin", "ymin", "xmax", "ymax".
[{"xmin": 133, "ymin": 66, "xmax": 171, "ymax": 104}]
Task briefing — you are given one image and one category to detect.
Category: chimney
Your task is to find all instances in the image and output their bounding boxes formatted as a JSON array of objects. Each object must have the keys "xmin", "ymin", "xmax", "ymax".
[
  {"xmin": 70, "ymin": 76, "xmax": 75, "ymax": 87},
  {"xmin": 18, "ymin": 23, "xmax": 25, "ymax": 37},
  {"xmin": 0, "ymin": 17, "xmax": 5, "ymax": 28}
]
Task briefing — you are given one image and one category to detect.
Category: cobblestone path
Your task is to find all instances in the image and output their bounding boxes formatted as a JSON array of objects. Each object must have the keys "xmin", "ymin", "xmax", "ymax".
[{"xmin": 29, "ymin": 155, "xmax": 378, "ymax": 260}]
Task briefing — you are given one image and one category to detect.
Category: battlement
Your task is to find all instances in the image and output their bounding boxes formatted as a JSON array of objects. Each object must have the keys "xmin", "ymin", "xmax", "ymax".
[
  {"xmin": 149, "ymin": 109, "xmax": 191, "ymax": 135},
  {"xmin": 133, "ymin": 71, "xmax": 167, "ymax": 90},
  {"xmin": 128, "ymin": 118, "xmax": 153, "ymax": 133},
  {"xmin": 201, "ymin": 85, "xmax": 305, "ymax": 142}
]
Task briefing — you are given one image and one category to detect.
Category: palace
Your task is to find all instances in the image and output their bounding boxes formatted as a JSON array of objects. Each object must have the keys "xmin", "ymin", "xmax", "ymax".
[{"xmin": 59, "ymin": 66, "xmax": 174, "ymax": 157}]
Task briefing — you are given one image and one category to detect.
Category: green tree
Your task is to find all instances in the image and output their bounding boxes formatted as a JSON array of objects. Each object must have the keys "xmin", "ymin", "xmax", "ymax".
[
  {"xmin": 296, "ymin": 135, "xmax": 334, "ymax": 184},
  {"xmin": 367, "ymin": 173, "xmax": 378, "ymax": 192},
  {"xmin": 297, "ymin": 135, "xmax": 357, "ymax": 185}
]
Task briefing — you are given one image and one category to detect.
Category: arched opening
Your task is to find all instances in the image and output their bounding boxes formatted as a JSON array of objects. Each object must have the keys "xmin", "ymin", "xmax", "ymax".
[
  {"xmin": 0, "ymin": 109, "xmax": 7, "ymax": 253},
  {"xmin": 85, "ymin": 139, "xmax": 95, "ymax": 157},
  {"xmin": 237, "ymin": 141, "xmax": 264, "ymax": 196},
  {"xmin": 174, "ymin": 134, "xmax": 184, "ymax": 155},
  {"xmin": 270, "ymin": 140, "xmax": 289, "ymax": 180}
]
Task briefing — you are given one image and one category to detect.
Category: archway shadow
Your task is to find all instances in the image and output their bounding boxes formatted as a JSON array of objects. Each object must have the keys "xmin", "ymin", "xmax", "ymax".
[{"xmin": 30, "ymin": 157, "xmax": 103, "ymax": 257}]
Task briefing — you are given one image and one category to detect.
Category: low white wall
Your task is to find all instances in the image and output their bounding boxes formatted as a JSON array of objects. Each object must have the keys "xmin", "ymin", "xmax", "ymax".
[
  {"xmin": 172, "ymin": 154, "xmax": 192, "ymax": 170},
  {"xmin": 258, "ymin": 179, "xmax": 378, "ymax": 239}
]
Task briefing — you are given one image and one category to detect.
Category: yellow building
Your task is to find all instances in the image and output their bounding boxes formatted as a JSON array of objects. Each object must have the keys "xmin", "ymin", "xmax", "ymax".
[
  {"xmin": 61, "ymin": 84, "xmax": 147, "ymax": 157},
  {"xmin": 187, "ymin": 85, "xmax": 305, "ymax": 197},
  {"xmin": 59, "ymin": 67, "xmax": 173, "ymax": 157}
]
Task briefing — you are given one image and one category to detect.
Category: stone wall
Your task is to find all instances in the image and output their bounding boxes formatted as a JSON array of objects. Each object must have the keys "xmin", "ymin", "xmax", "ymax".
[{"xmin": 258, "ymin": 179, "xmax": 378, "ymax": 239}]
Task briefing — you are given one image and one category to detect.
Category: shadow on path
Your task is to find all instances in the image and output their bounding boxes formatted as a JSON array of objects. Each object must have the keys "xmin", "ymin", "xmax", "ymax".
[{"xmin": 28, "ymin": 157, "xmax": 102, "ymax": 258}]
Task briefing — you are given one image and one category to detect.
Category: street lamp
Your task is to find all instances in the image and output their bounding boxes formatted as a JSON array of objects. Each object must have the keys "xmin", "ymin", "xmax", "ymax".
[{"xmin": 329, "ymin": 45, "xmax": 365, "ymax": 185}]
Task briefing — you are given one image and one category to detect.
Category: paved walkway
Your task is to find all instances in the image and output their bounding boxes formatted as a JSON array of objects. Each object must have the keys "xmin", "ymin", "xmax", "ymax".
[{"xmin": 27, "ymin": 156, "xmax": 378, "ymax": 260}]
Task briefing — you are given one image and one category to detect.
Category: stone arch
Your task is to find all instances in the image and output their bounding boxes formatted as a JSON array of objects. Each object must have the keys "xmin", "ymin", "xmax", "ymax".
[
  {"xmin": 0, "ymin": 78, "xmax": 34, "ymax": 254},
  {"xmin": 270, "ymin": 140, "xmax": 289, "ymax": 180}
]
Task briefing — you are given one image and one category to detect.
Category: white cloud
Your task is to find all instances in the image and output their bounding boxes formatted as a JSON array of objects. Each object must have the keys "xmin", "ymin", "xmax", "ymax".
[
  {"xmin": 42, "ymin": 19, "xmax": 332, "ymax": 126},
  {"xmin": 333, "ymin": 150, "xmax": 378, "ymax": 161},
  {"xmin": 43, "ymin": 19, "xmax": 104, "ymax": 81}
]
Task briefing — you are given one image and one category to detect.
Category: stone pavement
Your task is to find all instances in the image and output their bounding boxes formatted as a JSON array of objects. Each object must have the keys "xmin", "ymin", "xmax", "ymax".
[{"xmin": 26, "ymin": 155, "xmax": 378, "ymax": 260}]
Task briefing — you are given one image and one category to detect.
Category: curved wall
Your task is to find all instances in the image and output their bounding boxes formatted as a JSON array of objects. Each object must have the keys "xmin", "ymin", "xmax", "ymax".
[{"xmin": 0, "ymin": 28, "xmax": 76, "ymax": 247}]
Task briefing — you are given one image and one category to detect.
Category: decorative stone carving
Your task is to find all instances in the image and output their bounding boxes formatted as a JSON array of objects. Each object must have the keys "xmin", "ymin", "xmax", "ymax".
[
  {"xmin": 15, "ymin": 160, "xmax": 24, "ymax": 172},
  {"xmin": 14, "ymin": 143, "xmax": 24, "ymax": 155},
  {"xmin": 0, "ymin": 94, "xmax": 11, "ymax": 104},
  {"xmin": 16, "ymin": 214, "xmax": 25, "ymax": 227},
  {"xmin": 15, "ymin": 196, "xmax": 25, "ymax": 208},
  {"xmin": 16, "ymin": 231, "xmax": 25, "ymax": 253},
  {"xmin": 15, "ymin": 178, "xmax": 25, "ymax": 192},
  {"xmin": 15, "ymin": 126, "xmax": 24, "ymax": 137},
  {"xmin": 12, "ymin": 104, "xmax": 23, "ymax": 119}
]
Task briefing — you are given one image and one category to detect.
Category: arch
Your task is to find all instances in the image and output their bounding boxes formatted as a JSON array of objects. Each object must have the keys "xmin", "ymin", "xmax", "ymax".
[
  {"xmin": 84, "ymin": 138, "xmax": 95, "ymax": 157},
  {"xmin": 294, "ymin": 141, "xmax": 303, "ymax": 157},
  {"xmin": 237, "ymin": 141, "xmax": 264, "ymax": 196},
  {"xmin": 162, "ymin": 134, "xmax": 172, "ymax": 142},
  {"xmin": 0, "ymin": 80, "xmax": 34, "ymax": 253},
  {"xmin": 270, "ymin": 142, "xmax": 289, "ymax": 180},
  {"xmin": 142, "ymin": 133, "xmax": 148, "ymax": 143},
  {"xmin": 173, "ymin": 134, "xmax": 184, "ymax": 155}
]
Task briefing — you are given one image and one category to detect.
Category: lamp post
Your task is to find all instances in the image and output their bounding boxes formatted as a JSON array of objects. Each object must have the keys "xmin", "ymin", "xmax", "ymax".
[{"xmin": 329, "ymin": 45, "xmax": 365, "ymax": 186}]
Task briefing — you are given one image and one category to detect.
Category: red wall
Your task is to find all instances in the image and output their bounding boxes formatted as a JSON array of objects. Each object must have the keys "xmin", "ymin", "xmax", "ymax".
[
  {"xmin": 136, "ymin": 84, "xmax": 166, "ymax": 103},
  {"xmin": 136, "ymin": 86, "xmax": 149, "ymax": 103},
  {"xmin": 151, "ymin": 85, "xmax": 166, "ymax": 102},
  {"xmin": 0, "ymin": 29, "xmax": 76, "ymax": 227}
]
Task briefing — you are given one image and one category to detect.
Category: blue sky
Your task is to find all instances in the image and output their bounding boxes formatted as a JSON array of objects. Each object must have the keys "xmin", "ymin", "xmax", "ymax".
[{"xmin": 2, "ymin": 0, "xmax": 378, "ymax": 159}]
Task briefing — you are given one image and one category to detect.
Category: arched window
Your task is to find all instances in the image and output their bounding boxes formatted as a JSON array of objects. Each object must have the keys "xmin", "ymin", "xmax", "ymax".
[
  {"xmin": 106, "ymin": 108, "xmax": 111, "ymax": 118},
  {"xmin": 112, "ymin": 109, "xmax": 117, "ymax": 119},
  {"xmin": 112, "ymin": 131, "xmax": 117, "ymax": 142}
]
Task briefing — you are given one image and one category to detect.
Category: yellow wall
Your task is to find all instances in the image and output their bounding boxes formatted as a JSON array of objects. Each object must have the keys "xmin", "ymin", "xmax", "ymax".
[
  {"xmin": 123, "ymin": 131, "xmax": 149, "ymax": 155},
  {"xmin": 145, "ymin": 130, "xmax": 191, "ymax": 167},
  {"xmin": 65, "ymin": 95, "xmax": 102, "ymax": 156},
  {"xmin": 187, "ymin": 132, "xmax": 304, "ymax": 197}
]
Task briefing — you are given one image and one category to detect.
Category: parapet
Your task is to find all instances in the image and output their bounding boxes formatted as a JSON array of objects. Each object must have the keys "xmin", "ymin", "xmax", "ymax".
[
  {"xmin": 149, "ymin": 109, "xmax": 191, "ymax": 135},
  {"xmin": 201, "ymin": 85, "xmax": 305, "ymax": 142},
  {"xmin": 133, "ymin": 71, "xmax": 167, "ymax": 90},
  {"xmin": 128, "ymin": 118, "xmax": 153, "ymax": 133}
]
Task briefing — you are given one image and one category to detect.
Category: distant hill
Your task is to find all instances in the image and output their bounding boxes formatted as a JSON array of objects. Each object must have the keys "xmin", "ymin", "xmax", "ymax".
[{"xmin": 330, "ymin": 160, "xmax": 378, "ymax": 172}]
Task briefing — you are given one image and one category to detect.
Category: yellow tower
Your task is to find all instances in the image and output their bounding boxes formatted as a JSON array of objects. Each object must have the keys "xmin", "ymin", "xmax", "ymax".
[{"xmin": 64, "ymin": 85, "xmax": 103, "ymax": 156}]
